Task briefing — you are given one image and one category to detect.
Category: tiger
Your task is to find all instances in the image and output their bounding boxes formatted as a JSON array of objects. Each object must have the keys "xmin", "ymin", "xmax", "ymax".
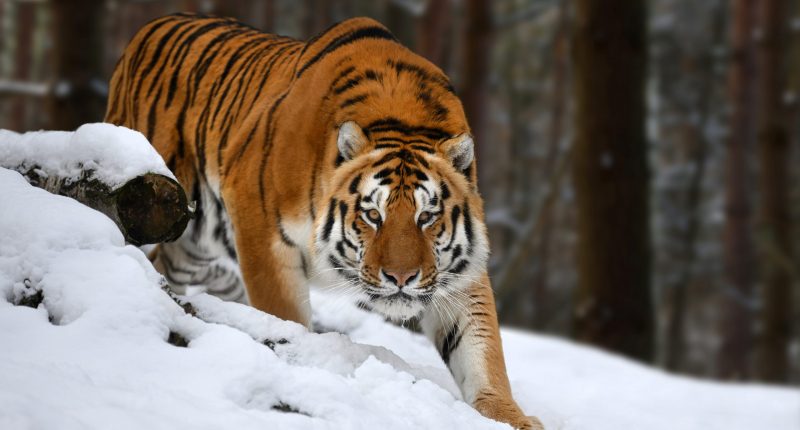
[{"xmin": 105, "ymin": 13, "xmax": 542, "ymax": 430}]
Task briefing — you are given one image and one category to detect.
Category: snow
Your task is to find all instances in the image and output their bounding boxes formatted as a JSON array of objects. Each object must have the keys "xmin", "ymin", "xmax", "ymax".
[
  {"xmin": 1, "ymin": 166, "xmax": 798, "ymax": 430},
  {"xmin": 0, "ymin": 123, "xmax": 174, "ymax": 189}
]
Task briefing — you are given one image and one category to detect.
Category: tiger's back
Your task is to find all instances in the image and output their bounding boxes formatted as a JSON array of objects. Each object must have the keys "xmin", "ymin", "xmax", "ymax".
[
  {"xmin": 106, "ymin": 13, "xmax": 541, "ymax": 430},
  {"xmin": 107, "ymin": 13, "xmax": 303, "ymax": 197}
]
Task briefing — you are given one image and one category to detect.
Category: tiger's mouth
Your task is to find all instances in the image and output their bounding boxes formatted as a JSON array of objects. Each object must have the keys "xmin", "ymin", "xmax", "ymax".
[
  {"xmin": 359, "ymin": 278, "xmax": 437, "ymax": 319},
  {"xmin": 367, "ymin": 289, "xmax": 434, "ymax": 303},
  {"xmin": 360, "ymin": 276, "xmax": 437, "ymax": 302}
]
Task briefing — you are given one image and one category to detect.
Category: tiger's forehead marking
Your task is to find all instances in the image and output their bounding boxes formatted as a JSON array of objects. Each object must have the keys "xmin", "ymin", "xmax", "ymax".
[{"xmin": 357, "ymin": 147, "xmax": 438, "ymax": 207}]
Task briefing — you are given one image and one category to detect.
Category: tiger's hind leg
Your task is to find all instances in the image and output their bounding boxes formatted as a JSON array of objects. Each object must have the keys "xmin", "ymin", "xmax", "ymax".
[
  {"xmin": 153, "ymin": 180, "xmax": 248, "ymax": 303},
  {"xmin": 154, "ymin": 237, "xmax": 247, "ymax": 303}
]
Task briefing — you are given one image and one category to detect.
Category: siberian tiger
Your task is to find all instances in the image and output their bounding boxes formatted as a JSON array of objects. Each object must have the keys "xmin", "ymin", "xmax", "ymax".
[{"xmin": 106, "ymin": 13, "xmax": 542, "ymax": 429}]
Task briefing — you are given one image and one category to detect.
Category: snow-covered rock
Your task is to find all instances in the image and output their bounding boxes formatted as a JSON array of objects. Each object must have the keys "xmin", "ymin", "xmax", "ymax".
[{"xmin": 0, "ymin": 167, "xmax": 798, "ymax": 430}]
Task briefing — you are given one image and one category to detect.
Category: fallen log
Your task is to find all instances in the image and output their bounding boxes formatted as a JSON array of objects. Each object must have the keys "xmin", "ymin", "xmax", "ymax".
[{"xmin": 0, "ymin": 123, "xmax": 191, "ymax": 245}]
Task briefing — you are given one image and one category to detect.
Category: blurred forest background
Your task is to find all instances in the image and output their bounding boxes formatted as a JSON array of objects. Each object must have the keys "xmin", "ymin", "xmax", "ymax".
[{"xmin": 0, "ymin": 0, "xmax": 798, "ymax": 385}]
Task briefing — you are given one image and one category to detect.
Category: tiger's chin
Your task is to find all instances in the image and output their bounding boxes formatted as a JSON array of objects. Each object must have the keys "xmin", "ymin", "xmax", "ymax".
[{"xmin": 364, "ymin": 292, "xmax": 430, "ymax": 321}]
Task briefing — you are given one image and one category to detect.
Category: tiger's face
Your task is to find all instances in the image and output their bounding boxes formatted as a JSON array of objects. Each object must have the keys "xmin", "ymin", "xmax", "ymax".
[{"xmin": 314, "ymin": 122, "xmax": 488, "ymax": 320}]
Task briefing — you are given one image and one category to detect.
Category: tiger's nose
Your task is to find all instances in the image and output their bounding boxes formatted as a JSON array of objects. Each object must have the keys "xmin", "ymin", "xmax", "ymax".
[{"xmin": 382, "ymin": 269, "xmax": 419, "ymax": 287}]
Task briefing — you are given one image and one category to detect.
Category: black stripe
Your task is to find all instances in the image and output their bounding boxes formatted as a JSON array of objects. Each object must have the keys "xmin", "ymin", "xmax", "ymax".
[
  {"xmin": 244, "ymin": 41, "xmax": 300, "ymax": 114},
  {"xmin": 365, "ymin": 117, "xmax": 449, "ymax": 141},
  {"xmin": 349, "ymin": 174, "xmax": 362, "ymax": 194},
  {"xmin": 330, "ymin": 65, "xmax": 357, "ymax": 89},
  {"xmin": 296, "ymin": 26, "xmax": 397, "ymax": 78},
  {"xmin": 135, "ymin": 20, "xmax": 192, "ymax": 106},
  {"xmin": 388, "ymin": 59, "xmax": 455, "ymax": 94},
  {"xmin": 364, "ymin": 69, "xmax": 383, "ymax": 82},
  {"xmin": 441, "ymin": 325, "xmax": 463, "ymax": 364},
  {"xmin": 147, "ymin": 21, "xmax": 200, "ymax": 99},
  {"xmin": 410, "ymin": 144, "xmax": 435, "ymax": 154},
  {"xmin": 449, "ymin": 259, "xmax": 469, "ymax": 274},
  {"xmin": 129, "ymin": 17, "xmax": 178, "ymax": 77},
  {"xmin": 442, "ymin": 205, "xmax": 461, "ymax": 252},
  {"xmin": 146, "ymin": 85, "xmax": 163, "ymax": 140},
  {"xmin": 321, "ymin": 199, "xmax": 337, "ymax": 242},
  {"xmin": 374, "ymin": 168, "xmax": 394, "ymax": 179},
  {"xmin": 412, "ymin": 170, "xmax": 428, "ymax": 181},
  {"xmin": 227, "ymin": 117, "xmax": 260, "ymax": 176},
  {"xmin": 276, "ymin": 211, "xmax": 297, "ymax": 248},
  {"xmin": 333, "ymin": 76, "xmax": 364, "ymax": 95},
  {"xmin": 376, "ymin": 137, "xmax": 433, "ymax": 146},
  {"xmin": 210, "ymin": 36, "xmax": 270, "ymax": 125},
  {"xmin": 463, "ymin": 203, "xmax": 474, "ymax": 254},
  {"xmin": 258, "ymin": 88, "xmax": 292, "ymax": 208},
  {"xmin": 440, "ymin": 182, "xmax": 451, "ymax": 200},
  {"xmin": 340, "ymin": 94, "xmax": 369, "ymax": 108},
  {"xmin": 300, "ymin": 253, "xmax": 310, "ymax": 278}
]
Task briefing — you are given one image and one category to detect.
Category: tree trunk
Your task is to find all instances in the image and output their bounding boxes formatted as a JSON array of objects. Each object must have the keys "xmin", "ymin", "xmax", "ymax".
[
  {"xmin": 754, "ymin": 0, "xmax": 793, "ymax": 382},
  {"xmin": 718, "ymin": 0, "xmax": 758, "ymax": 380},
  {"xmin": 461, "ymin": 0, "xmax": 493, "ymax": 193},
  {"xmin": 261, "ymin": 0, "xmax": 276, "ymax": 33},
  {"xmin": 305, "ymin": 0, "xmax": 336, "ymax": 38},
  {"xmin": 532, "ymin": 0, "xmax": 571, "ymax": 330},
  {"xmin": 9, "ymin": 165, "xmax": 190, "ymax": 246},
  {"xmin": 663, "ymin": 0, "xmax": 725, "ymax": 374},
  {"xmin": 11, "ymin": 3, "xmax": 35, "ymax": 131},
  {"xmin": 571, "ymin": 0, "xmax": 653, "ymax": 362},
  {"xmin": 47, "ymin": 0, "xmax": 106, "ymax": 130},
  {"xmin": 416, "ymin": 0, "xmax": 452, "ymax": 69},
  {"xmin": 211, "ymin": 0, "xmax": 253, "ymax": 24},
  {"xmin": 383, "ymin": 0, "xmax": 416, "ymax": 48}
]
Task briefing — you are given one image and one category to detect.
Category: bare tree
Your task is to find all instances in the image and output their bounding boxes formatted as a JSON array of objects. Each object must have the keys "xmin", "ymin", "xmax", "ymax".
[
  {"xmin": 47, "ymin": 0, "xmax": 105, "ymax": 130},
  {"xmin": 416, "ymin": 0, "xmax": 452, "ymax": 69},
  {"xmin": 10, "ymin": 3, "xmax": 35, "ymax": 131},
  {"xmin": 718, "ymin": 0, "xmax": 758, "ymax": 380},
  {"xmin": 261, "ymin": 0, "xmax": 276, "ymax": 33},
  {"xmin": 304, "ymin": 0, "xmax": 336, "ymax": 38},
  {"xmin": 461, "ymin": 0, "xmax": 493, "ymax": 193},
  {"xmin": 754, "ymin": 0, "xmax": 794, "ymax": 382},
  {"xmin": 571, "ymin": 0, "xmax": 653, "ymax": 361},
  {"xmin": 532, "ymin": 0, "xmax": 571, "ymax": 330}
]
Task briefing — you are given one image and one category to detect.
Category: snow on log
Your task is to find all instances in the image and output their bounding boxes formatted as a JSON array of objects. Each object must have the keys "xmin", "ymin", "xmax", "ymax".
[{"xmin": 0, "ymin": 123, "xmax": 190, "ymax": 245}]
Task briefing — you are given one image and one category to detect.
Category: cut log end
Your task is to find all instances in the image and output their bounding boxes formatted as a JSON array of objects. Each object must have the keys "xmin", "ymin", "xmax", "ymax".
[{"xmin": 115, "ymin": 174, "xmax": 190, "ymax": 246}]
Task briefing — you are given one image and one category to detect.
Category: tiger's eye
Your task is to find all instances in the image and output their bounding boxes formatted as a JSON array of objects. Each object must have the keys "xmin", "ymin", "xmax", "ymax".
[
  {"xmin": 418, "ymin": 211, "xmax": 433, "ymax": 224},
  {"xmin": 366, "ymin": 209, "xmax": 381, "ymax": 223}
]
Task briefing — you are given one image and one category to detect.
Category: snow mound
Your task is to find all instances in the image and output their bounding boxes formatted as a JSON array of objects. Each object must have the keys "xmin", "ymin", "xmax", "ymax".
[
  {"xmin": 0, "ymin": 167, "xmax": 502, "ymax": 430},
  {"xmin": 0, "ymin": 123, "xmax": 174, "ymax": 189},
  {"xmin": 1, "ymin": 166, "xmax": 798, "ymax": 430}
]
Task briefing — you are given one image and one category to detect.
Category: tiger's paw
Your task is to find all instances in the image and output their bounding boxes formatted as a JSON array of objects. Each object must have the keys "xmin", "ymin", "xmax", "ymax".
[{"xmin": 474, "ymin": 394, "xmax": 544, "ymax": 430}]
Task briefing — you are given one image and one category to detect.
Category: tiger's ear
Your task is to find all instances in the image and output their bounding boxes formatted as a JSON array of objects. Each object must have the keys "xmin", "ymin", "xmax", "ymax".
[
  {"xmin": 337, "ymin": 121, "xmax": 368, "ymax": 160},
  {"xmin": 441, "ymin": 134, "xmax": 474, "ymax": 171}
]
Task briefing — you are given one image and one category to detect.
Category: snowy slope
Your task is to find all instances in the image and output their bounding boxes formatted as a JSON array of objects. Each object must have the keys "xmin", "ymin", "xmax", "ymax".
[{"xmin": 1, "ymin": 166, "xmax": 798, "ymax": 430}]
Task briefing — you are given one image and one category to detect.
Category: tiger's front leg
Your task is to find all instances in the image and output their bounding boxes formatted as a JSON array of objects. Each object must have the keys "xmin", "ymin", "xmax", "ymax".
[
  {"xmin": 422, "ymin": 272, "xmax": 544, "ymax": 430},
  {"xmin": 222, "ymin": 186, "xmax": 312, "ymax": 327}
]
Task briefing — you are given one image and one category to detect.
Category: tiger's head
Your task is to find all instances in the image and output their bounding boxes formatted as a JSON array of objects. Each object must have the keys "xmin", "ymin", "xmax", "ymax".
[{"xmin": 313, "ymin": 121, "xmax": 489, "ymax": 320}]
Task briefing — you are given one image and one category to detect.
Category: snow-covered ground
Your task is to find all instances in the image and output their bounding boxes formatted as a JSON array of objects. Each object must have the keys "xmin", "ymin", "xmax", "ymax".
[{"xmin": 1, "ymin": 165, "xmax": 798, "ymax": 430}]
